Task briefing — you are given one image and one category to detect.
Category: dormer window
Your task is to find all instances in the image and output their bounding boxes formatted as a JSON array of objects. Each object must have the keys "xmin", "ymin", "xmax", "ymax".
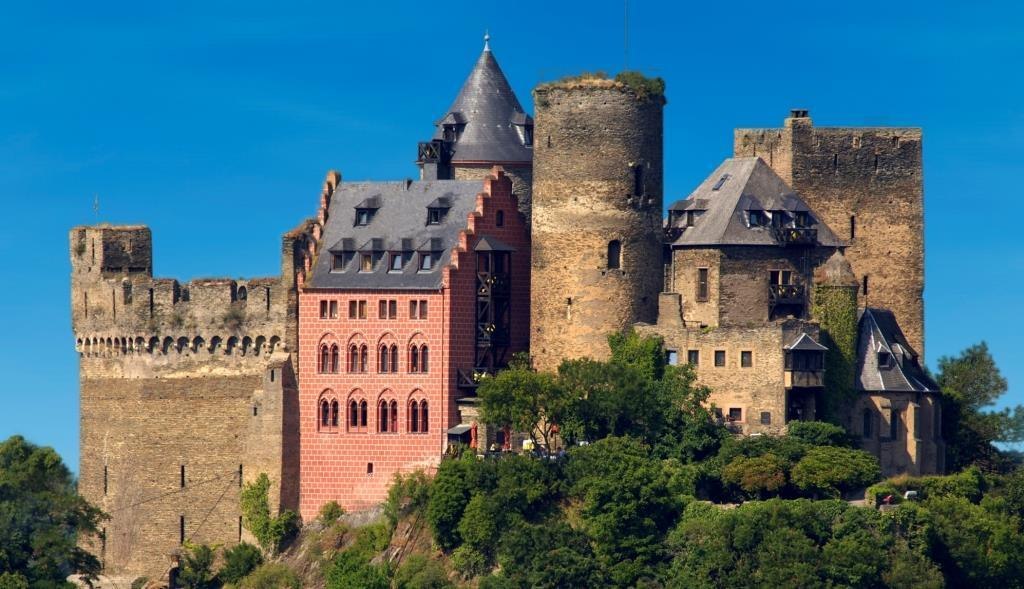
[
  {"xmin": 426, "ymin": 196, "xmax": 451, "ymax": 226},
  {"xmin": 419, "ymin": 252, "xmax": 434, "ymax": 271},
  {"xmin": 389, "ymin": 252, "xmax": 403, "ymax": 272},
  {"xmin": 428, "ymin": 208, "xmax": 444, "ymax": 225},
  {"xmin": 686, "ymin": 211, "xmax": 697, "ymax": 227},
  {"xmin": 748, "ymin": 211, "xmax": 767, "ymax": 227},
  {"xmin": 795, "ymin": 212, "xmax": 809, "ymax": 227},
  {"xmin": 443, "ymin": 124, "xmax": 457, "ymax": 143},
  {"xmin": 329, "ymin": 238, "xmax": 356, "ymax": 272},
  {"xmin": 360, "ymin": 253, "xmax": 374, "ymax": 273},
  {"xmin": 878, "ymin": 351, "xmax": 893, "ymax": 369},
  {"xmin": 331, "ymin": 253, "xmax": 346, "ymax": 271},
  {"xmin": 354, "ymin": 197, "xmax": 381, "ymax": 227}
]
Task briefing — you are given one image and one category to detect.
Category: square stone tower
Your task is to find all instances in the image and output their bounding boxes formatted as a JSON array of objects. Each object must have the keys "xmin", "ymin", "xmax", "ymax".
[{"xmin": 734, "ymin": 111, "xmax": 925, "ymax": 357}]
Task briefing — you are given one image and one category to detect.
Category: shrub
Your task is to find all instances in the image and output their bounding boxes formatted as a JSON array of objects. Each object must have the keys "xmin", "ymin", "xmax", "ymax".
[
  {"xmin": 721, "ymin": 453, "xmax": 790, "ymax": 498},
  {"xmin": 427, "ymin": 455, "xmax": 477, "ymax": 551},
  {"xmin": 787, "ymin": 421, "xmax": 854, "ymax": 448},
  {"xmin": 218, "ymin": 542, "xmax": 263, "ymax": 585},
  {"xmin": 791, "ymin": 446, "xmax": 881, "ymax": 497},
  {"xmin": 393, "ymin": 554, "xmax": 453, "ymax": 589},
  {"xmin": 451, "ymin": 545, "xmax": 489, "ymax": 578},
  {"xmin": 0, "ymin": 573, "xmax": 30, "ymax": 589},
  {"xmin": 178, "ymin": 543, "xmax": 216, "ymax": 589},
  {"xmin": 325, "ymin": 550, "xmax": 389, "ymax": 589},
  {"xmin": 613, "ymin": 71, "xmax": 666, "ymax": 100},
  {"xmin": 384, "ymin": 469, "xmax": 432, "ymax": 531},
  {"xmin": 318, "ymin": 500, "xmax": 345, "ymax": 525},
  {"xmin": 237, "ymin": 563, "xmax": 301, "ymax": 589},
  {"xmin": 458, "ymin": 494, "xmax": 501, "ymax": 557}
]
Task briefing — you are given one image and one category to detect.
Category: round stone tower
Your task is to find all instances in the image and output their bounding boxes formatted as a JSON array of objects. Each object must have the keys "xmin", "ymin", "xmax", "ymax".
[{"xmin": 529, "ymin": 75, "xmax": 665, "ymax": 370}]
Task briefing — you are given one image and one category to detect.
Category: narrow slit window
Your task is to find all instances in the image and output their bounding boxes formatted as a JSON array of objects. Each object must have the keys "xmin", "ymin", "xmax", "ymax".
[
  {"xmin": 862, "ymin": 275, "xmax": 869, "ymax": 296},
  {"xmin": 696, "ymin": 268, "xmax": 709, "ymax": 302},
  {"xmin": 607, "ymin": 240, "xmax": 622, "ymax": 270},
  {"xmin": 633, "ymin": 164, "xmax": 644, "ymax": 196},
  {"xmin": 850, "ymin": 215, "xmax": 856, "ymax": 239}
]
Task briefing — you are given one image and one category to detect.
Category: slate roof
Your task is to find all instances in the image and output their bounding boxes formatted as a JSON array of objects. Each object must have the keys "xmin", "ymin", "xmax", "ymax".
[
  {"xmin": 855, "ymin": 308, "xmax": 939, "ymax": 393},
  {"xmin": 667, "ymin": 157, "xmax": 844, "ymax": 247},
  {"xmin": 431, "ymin": 43, "xmax": 532, "ymax": 164},
  {"xmin": 786, "ymin": 332, "xmax": 828, "ymax": 352},
  {"xmin": 307, "ymin": 180, "xmax": 483, "ymax": 290}
]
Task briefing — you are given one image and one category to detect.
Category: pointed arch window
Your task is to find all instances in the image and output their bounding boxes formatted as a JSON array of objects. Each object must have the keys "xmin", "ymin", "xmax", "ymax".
[
  {"xmin": 330, "ymin": 345, "xmax": 340, "ymax": 373},
  {"xmin": 360, "ymin": 345, "xmax": 368, "ymax": 373},
  {"xmin": 390, "ymin": 400, "xmax": 398, "ymax": 433},
  {"xmin": 320, "ymin": 400, "xmax": 330, "ymax": 428},
  {"xmin": 350, "ymin": 400, "xmax": 359, "ymax": 428},
  {"xmin": 420, "ymin": 400, "xmax": 429, "ymax": 432},
  {"xmin": 410, "ymin": 346, "xmax": 420, "ymax": 373},
  {"xmin": 359, "ymin": 400, "xmax": 368, "ymax": 428},
  {"xmin": 390, "ymin": 344, "xmax": 399, "ymax": 372},
  {"xmin": 410, "ymin": 400, "xmax": 420, "ymax": 433},
  {"xmin": 319, "ymin": 345, "xmax": 329, "ymax": 373},
  {"xmin": 379, "ymin": 400, "xmax": 390, "ymax": 433},
  {"xmin": 379, "ymin": 345, "xmax": 390, "ymax": 373},
  {"xmin": 420, "ymin": 346, "xmax": 429, "ymax": 373},
  {"xmin": 330, "ymin": 400, "xmax": 339, "ymax": 427},
  {"xmin": 349, "ymin": 345, "xmax": 359, "ymax": 373}
]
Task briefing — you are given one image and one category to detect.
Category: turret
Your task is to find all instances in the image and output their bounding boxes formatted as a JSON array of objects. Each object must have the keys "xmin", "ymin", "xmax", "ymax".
[{"xmin": 529, "ymin": 73, "xmax": 665, "ymax": 370}]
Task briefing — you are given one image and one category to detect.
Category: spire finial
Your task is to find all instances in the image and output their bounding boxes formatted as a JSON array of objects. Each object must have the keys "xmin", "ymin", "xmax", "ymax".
[{"xmin": 483, "ymin": 30, "xmax": 490, "ymax": 52}]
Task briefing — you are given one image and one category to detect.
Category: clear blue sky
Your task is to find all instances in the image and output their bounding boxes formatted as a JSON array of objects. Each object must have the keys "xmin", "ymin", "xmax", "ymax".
[{"xmin": 2, "ymin": 1, "xmax": 1021, "ymax": 471}]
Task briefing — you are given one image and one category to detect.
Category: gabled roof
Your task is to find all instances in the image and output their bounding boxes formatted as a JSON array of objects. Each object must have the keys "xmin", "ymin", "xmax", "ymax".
[
  {"xmin": 855, "ymin": 308, "xmax": 939, "ymax": 393},
  {"xmin": 785, "ymin": 332, "xmax": 828, "ymax": 352},
  {"xmin": 668, "ymin": 157, "xmax": 844, "ymax": 247},
  {"xmin": 431, "ymin": 42, "xmax": 532, "ymax": 164},
  {"xmin": 308, "ymin": 180, "xmax": 483, "ymax": 290}
]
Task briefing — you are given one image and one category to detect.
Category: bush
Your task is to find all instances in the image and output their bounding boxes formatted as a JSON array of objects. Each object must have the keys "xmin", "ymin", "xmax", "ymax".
[
  {"xmin": 721, "ymin": 453, "xmax": 790, "ymax": 498},
  {"xmin": 237, "ymin": 563, "xmax": 301, "ymax": 589},
  {"xmin": 867, "ymin": 467, "xmax": 989, "ymax": 506},
  {"xmin": 393, "ymin": 554, "xmax": 453, "ymax": 589},
  {"xmin": 427, "ymin": 455, "xmax": 477, "ymax": 551},
  {"xmin": 791, "ymin": 446, "xmax": 881, "ymax": 497},
  {"xmin": 178, "ymin": 543, "xmax": 216, "ymax": 589},
  {"xmin": 787, "ymin": 421, "xmax": 854, "ymax": 448},
  {"xmin": 0, "ymin": 573, "xmax": 30, "ymax": 589},
  {"xmin": 458, "ymin": 493, "xmax": 501, "ymax": 557},
  {"xmin": 219, "ymin": 542, "xmax": 263, "ymax": 585},
  {"xmin": 319, "ymin": 500, "xmax": 345, "ymax": 525},
  {"xmin": 324, "ymin": 550, "xmax": 389, "ymax": 589},
  {"xmin": 451, "ymin": 545, "xmax": 489, "ymax": 578},
  {"xmin": 385, "ymin": 470, "xmax": 432, "ymax": 531}
]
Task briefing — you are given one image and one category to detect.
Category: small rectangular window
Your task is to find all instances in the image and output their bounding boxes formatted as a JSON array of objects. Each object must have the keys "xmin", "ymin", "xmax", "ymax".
[
  {"xmin": 633, "ymin": 164, "xmax": 644, "ymax": 197},
  {"xmin": 367, "ymin": 462, "xmax": 374, "ymax": 475},
  {"xmin": 419, "ymin": 300, "xmax": 428, "ymax": 319},
  {"xmin": 410, "ymin": 300, "xmax": 418, "ymax": 319},
  {"xmin": 360, "ymin": 254, "xmax": 373, "ymax": 272},
  {"xmin": 329, "ymin": 300, "xmax": 338, "ymax": 319},
  {"xmin": 358, "ymin": 300, "xmax": 367, "ymax": 320},
  {"xmin": 388, "ymin": 300, "xmax": 397, "ymax": 319},
  {"xmin": 332, "ymin": 253, "xmax": 345, "ymax": 271},
  {"xmin": 428, "ymin": 209, "xmax": 442, "ymax": 225},
  {"xmin": 714, "ymin": 350, "xmax": 726, "ymax": 367},
  {"xmin": 379, "ymin": 300, "xmax": 387, "ymax": 319},
  {"xmin": 666, "ymin": 350, "xmax": 678, "ymax": 366},
  {"xmin": 687, "ymin": 350, "xmax": 700, "ymax": 366},
  {"xmin": 390, "ymin": 252, "xmax": 403, "ymax": 272},
  {"xmin": 696, "ymin": 268, "xmax": 709, "ymax": 302},
  {"xmin": 741, "ymin": 351, "xmax": 753, "ymax": 368},
  {"xmin": 728, "ymin": 408, "xmax": 742, "ymax": 422},
  {"xmin": 890, "ymin": 408, "xmax": 900, "ymax": 440},
  {"xmin": 349, "ymin": 300, "xmax": 357, "ymax": 319},
  {"xmin": 760, "ymin": 411, "xmax": 771, "ymax": 425},
  {"xmin": 319, "ymin": 300, "xmax": 328, "ymax": 319}
]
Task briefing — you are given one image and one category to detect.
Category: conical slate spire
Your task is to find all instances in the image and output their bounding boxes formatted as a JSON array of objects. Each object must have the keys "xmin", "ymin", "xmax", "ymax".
[{"xmin": 432, "ymin": 37, "xmax": 533, "ymax": 164}]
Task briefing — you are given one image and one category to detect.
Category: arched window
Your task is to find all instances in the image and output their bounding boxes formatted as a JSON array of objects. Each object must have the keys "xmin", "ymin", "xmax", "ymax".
[
  {"xmin": 320, "ymin": 400, "xmax": 330, "ymax": 428},
  {"xmin": 319, "ymin": 345, "xmax": 329, "ymax": 373},
  {"xmin": 862, "ymin": 408, "xmax": 873, "ymax": 439},
  {"xmin": 237, "ymin": 286, "xmax": 248, "ymax": 301},
  {"xmin": 350, "ymin": 400, "xmax": 359, "ymax": 428},
  {"xmin": 379, "ymin": 345, "xmax": 389, "ymax": 373},
  {"xmin": 360, "ymin": 345, "xmax": 368, "ymax": 373},
  {"xmin": 379, "ymin": 400, "xmax": 389, "ymax": 433},
  {"xmin": 330, "ymin": 345, "xmax": 340, "ymax": 373},
  {"xmin": 390, "ymin": 400, "xmax": 398, "ymax": 433},
  {"xmin": 331, "ymin": 400, "xmax": 339, "ymax": 427},
  {"xmin": 410, "ymin": 401, "xmax": 420, "ymax": 433},
  {"xmin": 421, "ymin": 346, "xmax": 429, "ymax": 373},
  {"xmin": 410, "ymin": 346, "xmax": 419, "ymax": 373},
  {"xmin": 349, "ymin": 345, "xmax": 359, "ymax": 372},
  {"xmin": 420, "ymin": 400, "xmax": 429, "ymax": 433},
  {"xmin": 360, "ymin": 400, "xmax": 368, "ymax": 427},
  {"xmin": 390, "ymin": 345, "xmax": 399, "ymax": 372},
  {"xmin": 607, "ymin": 240, "xmax": 622, "ymax": 270}
]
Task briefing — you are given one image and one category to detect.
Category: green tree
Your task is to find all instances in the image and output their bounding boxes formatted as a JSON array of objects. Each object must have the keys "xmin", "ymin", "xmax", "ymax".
[
  {"xmin": 497, "ymin": 520, "xmax": 600, "ymax": 589},
  {"xmin": 721, "ymin": 453, "xmax": 790, "ymax": 498},
  {"xmin": 218, "ymin": 542, "xmax": 263, "ymax": 585},
  {"xmin": 177, "ymin": 543, "xmax": 216, "ymax": 589},
  {"xmin": 392, "ymin": 554, "xmax": 453, "ymax": 589},
  {"xmin": 924, "ymin": 495, "xmax": 1024, "ymax": 587},
  {"xmin": 479, "ymin": 365, "xmax": 573, "ymax": 453},
  {"xmin": 938, "ymin": 342, "xmax": 1024, "ymax": 471},
  {"xmin": 786, "ymin": 421, "xmax": 854, "ymax": 448},
  {"xmin": 426, "ymin": 454, "xmax": 477, "ymax": 551},
  {"xmin": 790, "ymin": 446, "xmax": 881, "ymax": 497},
  {"xmin": 0, "ymin": 435, "xmax": 105, "ymax": 586},
  {"xmin": 240, "ymin": 473, "xmax": 299, "ymax": 555}
]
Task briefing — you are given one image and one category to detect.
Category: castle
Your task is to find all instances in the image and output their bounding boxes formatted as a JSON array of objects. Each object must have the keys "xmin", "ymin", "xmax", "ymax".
[{"xmin": 70, "ymin": 37, "xmax": 942, "ymax": 576}]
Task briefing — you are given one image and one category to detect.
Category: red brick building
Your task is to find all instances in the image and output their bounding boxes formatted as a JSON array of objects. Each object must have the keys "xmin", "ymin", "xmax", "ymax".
[{"xmin": 297, "ymin": 168, "xmax": 530, "ymax": 516}]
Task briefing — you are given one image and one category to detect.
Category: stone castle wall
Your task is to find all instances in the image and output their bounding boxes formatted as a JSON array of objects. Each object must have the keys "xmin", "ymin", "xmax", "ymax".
[
  {"xmin": 735, "ymin": 113, "xmax": 925, "ymax": 356},
  {"xmin": 530, "ymin": 83, "xmax": 664, "ymax": 370},
  {"xmin": 452, "ymin": 163, "xmax": 533, "ymax": 225}
]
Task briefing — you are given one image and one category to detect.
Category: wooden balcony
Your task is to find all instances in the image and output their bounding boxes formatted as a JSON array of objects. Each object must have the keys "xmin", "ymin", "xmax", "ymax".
[
  {"xmin": 769, "ymin": 283, "xmax": 805, "ymax": 306},
  {"xmin": 773, "ymin": 226, "xmax": 817, "ymax": 246},
  {"xmin": 785, "ymin": 369, "xmax": 825, "ymax": 388}
]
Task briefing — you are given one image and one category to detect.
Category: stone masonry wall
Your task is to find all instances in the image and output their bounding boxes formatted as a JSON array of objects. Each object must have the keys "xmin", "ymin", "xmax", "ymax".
[
  {"xmin": 530, "ymin": 82, "xmax": 664, "ymax": 370},
  {"xmin": 854, "ymin": 392, "xmax": 944, "ymax": 476},
  {"xmin": 453, "ymin": 163, "xmax": 533, "ymax": 226},
  {"xmin": 735, "ymin": 113, "xmax": 925, "ymax": 356}
]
